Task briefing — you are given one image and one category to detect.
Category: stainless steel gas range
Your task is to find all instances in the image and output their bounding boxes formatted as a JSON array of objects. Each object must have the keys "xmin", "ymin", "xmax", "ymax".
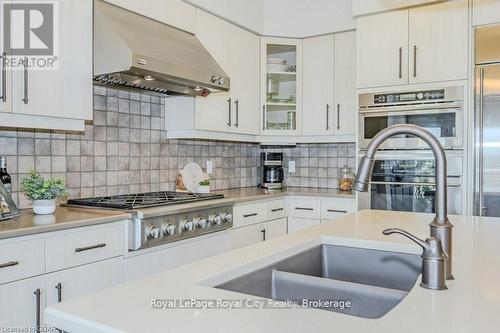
[{"xmin": 66, "ymin": 191, "xmax": 234, "ymax": 251}]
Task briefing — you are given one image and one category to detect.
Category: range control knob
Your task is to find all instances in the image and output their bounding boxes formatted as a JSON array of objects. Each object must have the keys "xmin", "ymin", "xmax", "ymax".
[
  {"xmin": 210, "ymin": 215, "xmax": 222, "ymax": 225},
  {"xmin": 222, "ymin": 213, "xmax": 233, "ymax": 223},
  {"xmin": 211, "ymin": 75, "xmax": 219, "ymax": 84},
  {"xmin": 162, "ymin": 224, "xmax": 176, "ymax": 236},
  {"xmin": 195, "ymin": 217, "xmax": 208, "ymax": 229},
  {"xmin": 147, "ymin": 225, "xmax": 161, "ymax": 239},
  {"xmin": 181, "ymin": 219, "xmax": 194, "ymax": 231},
  {"xmin": 217, "ymin": 77, "xmax": 225, "ymax": 85}
]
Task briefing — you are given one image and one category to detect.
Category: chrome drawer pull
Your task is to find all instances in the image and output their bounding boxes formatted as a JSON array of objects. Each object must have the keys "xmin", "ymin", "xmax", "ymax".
[
  {"xmin": 327, "ymin": 209, "xmax": 347, "ymax": 213},
  {"xmin": 271, "ymin": 208, "xmax": 284, "ymax": 212},
  {"xmin": 243, "ymin": 213, "xmax": 258, "ymax": 218},
  {"xmin": 0, "ymin": 260, "xmax": 19, "ymax": 269},
  {"xmin": 75, "ymin": 243, "xmax": 106, "ymax": 253},
  {"xmin": 295, "ymin": 207, "xmax": 314, "ymax": 211}
]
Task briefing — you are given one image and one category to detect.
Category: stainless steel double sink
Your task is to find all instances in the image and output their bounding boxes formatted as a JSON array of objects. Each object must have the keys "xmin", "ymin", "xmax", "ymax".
[{"xmin": 216, "ymin": 245, "xmax": 421, "ymax": 318}]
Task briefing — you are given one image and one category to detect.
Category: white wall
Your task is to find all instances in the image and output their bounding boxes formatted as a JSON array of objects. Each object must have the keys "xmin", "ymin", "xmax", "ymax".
[
  {"xmin": 262, "ymin": 0, "xmax": 355, "ymax": 37},
  {"xmin": 184, "ymin": 0, "xmax": 355, "ymax": 37}
]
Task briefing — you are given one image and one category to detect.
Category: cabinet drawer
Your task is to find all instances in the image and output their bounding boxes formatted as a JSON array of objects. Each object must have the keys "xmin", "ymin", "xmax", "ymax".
[
  {"xmin": 288, "ymin": 197, "xmax": 321, "ymax": 219},
  {"xmin": 320, "ymin": 198, "xmax": 357, "ymax": 220},
  {"xmin": 230, "ymin": 218, "xmax": 287, "ymax": 250},
  {"xmin": 0, "ymin": 238, "xmax": 45, "ymax": 285},
  {"xmin": 233, "ymin": 201, "xmax": 267, "ymax": 228},
  {"xmin": 46, "ymin": 223, "xmax": 124, "ymax": 272},
  {"xmin": 266, "ymin": 199, "xmax": 286, "ymax": 220}
]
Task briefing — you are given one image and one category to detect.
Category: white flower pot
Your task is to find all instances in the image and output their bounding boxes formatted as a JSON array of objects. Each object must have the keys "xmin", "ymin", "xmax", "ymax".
[
  {"xmin": 32, "ymin": 199, "xmax": 56, "ymax": 215},
  {"xmin": 197, "ymin": 185, "xmax": 210, "ymax": 193}
]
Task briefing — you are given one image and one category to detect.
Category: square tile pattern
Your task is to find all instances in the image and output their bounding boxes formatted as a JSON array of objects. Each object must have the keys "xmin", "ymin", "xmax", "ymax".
[{"xmin": 0, "ymin": 86, "xmax": 354, "ymax": 209}]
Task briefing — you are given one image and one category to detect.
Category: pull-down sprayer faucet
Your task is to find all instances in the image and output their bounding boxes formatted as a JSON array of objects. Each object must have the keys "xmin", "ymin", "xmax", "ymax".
[{"xmin": 353, "ymin": 124, "xmax": 454, "ymax": 283}]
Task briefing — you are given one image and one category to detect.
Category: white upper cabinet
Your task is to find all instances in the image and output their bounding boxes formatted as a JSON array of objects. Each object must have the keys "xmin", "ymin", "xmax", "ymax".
[
  {"xmin": 12, "ymin": 0, "xmax": 92, "ymax": 121},
  {"xmin": 473, "ymin": 0, "xmax": 500, "ymax": 26},
  {"xmin": 334, "ymin": 31, "xmax": 356, "ymax": 136},
  {"xmin": 356, "ymin": 10, "xmax": 409, "ymax": 89},
  {"xmin": 408, "ymin": 0, "xmax": 468, "ymax": 84},
  {"xmin": 193, "ymin": 10, "xmax": 232, "ymax": 133},
  {"xmin": 103, "ymin": 0, "xmax": 196, "ymax": 33},
  {"xmin": 228, "ymin": 24, "xmax": 260, "ymax": 135},
  {"xmin": 261, "ymin": 37, "xmax": 303, "ymax": 136},
  {"xmin": 356, "ymin": 1, "xmax": 468, "ymax": 89},
  {"xmin": 302, "ymin": 35, "xmax": 335, "ymax": 136}
]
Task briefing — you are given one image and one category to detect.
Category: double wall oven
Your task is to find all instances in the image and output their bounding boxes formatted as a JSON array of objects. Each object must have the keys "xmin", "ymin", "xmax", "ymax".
[{"xmin": 358, "ymin": 86, "xmax": 465, "ymax": 215}]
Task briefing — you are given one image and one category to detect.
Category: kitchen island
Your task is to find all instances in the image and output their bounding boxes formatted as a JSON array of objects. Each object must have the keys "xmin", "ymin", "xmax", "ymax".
[{"xmin": 45, "ymin": 210, "xmax": 500, "ymax": 333}]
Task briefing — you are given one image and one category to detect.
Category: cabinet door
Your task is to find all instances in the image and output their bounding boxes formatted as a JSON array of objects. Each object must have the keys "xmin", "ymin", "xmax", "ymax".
[
  {"xmin": 356, "ymin": 10, "xmax": 409, "ymax": 88},
  {"xmin": 302, "ymin": 35, "xmax": 334, "ymax": 136},
  {"xmin": 408, "ymin": 0, "xmax": 468, "ymax": 84},
  {"xmin": 473, "ymin": 0, "xmax": 500, "ymax": 26},
  {"xmin": 12, "ymin": 0, "xmax": 92, "ymax": 120},
  {"xmin": 0, "ymin": 0, "xmax": 12, "ymax": 114},
  {"xmin": 45, "ymin": 258, "xmax": 123, "ymax": 308},
  {"xmin": 287, "ymin": 217, "xmax": 320, "ymax": 233},
  {"xmin": 334, "ymin": 31, "xmax": 357, "ymax": 136},
  {"xmin": 194, "ymin": 10, "xmax": 231, "ymax": 133},
  {"xmin": 230, "ymin": 218, "xmax": 287, "ymax": 250},
  {"xmin": 229, "ymin": 24, "xmax": 260, "ymax": 135},
  {"xmin": 0, "ymin": 276, "xmax": 45, "ymax": 330}
]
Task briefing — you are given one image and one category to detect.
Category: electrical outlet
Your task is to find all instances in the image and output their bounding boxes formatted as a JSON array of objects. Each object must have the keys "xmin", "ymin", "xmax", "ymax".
[
  {"xmin": 288, "ymin": 160, "xmax": 296, "ymax": 173},
  {"xmin": 206, "ymin": 160, "xmax": 213, "ymax": 174}
]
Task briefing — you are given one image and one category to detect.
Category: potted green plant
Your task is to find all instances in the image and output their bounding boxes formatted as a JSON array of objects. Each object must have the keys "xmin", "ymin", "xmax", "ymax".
[
  {"xmin": 198, "ymin": 179, "xmax": 211, "ymax": 193},
  {"xmin": 20, "ymin": 170, "xmax": 68, "ymax": 215}
]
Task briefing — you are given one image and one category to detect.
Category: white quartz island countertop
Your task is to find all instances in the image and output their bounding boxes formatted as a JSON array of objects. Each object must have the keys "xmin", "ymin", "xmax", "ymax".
[{"xmin": 45, "ymin": 210, "xmax": 500, "ymax": 333}]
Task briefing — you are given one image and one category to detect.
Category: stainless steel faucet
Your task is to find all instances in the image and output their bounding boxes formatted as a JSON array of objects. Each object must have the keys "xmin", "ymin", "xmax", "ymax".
[{"xmin": 354, "ymin": 124, "xmax": 454, "ymax": 281}]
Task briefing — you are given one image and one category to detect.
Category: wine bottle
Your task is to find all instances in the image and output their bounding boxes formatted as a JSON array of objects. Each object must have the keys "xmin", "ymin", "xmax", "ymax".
[{"xmin": 0, "ymin": 156, "xmax": 12, "ymax": 193}]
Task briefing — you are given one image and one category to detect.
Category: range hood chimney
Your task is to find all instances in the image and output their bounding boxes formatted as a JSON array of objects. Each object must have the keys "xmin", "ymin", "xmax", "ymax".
[{"xmin": 93, "ymin": 0, "xmax": 230, "ymax": 96}]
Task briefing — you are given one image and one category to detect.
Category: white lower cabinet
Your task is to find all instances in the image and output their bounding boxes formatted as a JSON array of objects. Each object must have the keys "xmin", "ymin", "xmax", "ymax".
[
  {"xmin": 287, "ymin": 217, "xmax": 320, "ymax": 233},
  {"xmin": 230, "ymin": 218, "xmax": 287, "ymax": 250},
  {"xmin": 124, "ymin": 232, "xmax": 230, "ymax": 281},
  {"xmin": 0, "ymin": 276, "xmax": 46, "ymax": 330},
  {"xmin": 45, "ymin": 257, "xmax": 123, "ymax": 308}
]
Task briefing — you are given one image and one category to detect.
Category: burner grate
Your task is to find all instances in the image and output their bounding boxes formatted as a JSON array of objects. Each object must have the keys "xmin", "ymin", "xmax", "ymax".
[{"xmin": 67, "ymin": 191, "xmax": 225, "ymax": 209}]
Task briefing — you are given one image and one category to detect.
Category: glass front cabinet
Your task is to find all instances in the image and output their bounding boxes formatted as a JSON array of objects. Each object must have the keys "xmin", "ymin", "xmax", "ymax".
[{"xmin": 260, "ymin": 37, "xmax": 302, "ymax": 135}]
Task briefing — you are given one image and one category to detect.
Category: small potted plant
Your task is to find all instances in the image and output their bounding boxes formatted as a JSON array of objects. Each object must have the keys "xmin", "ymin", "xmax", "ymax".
[
  {"xmin": 197, "ymin": 179, "xmax": 211, "ymax": 193},
  {"xmin": 20, "ymin": 170, "xmax": 68, "ymax": 215}
]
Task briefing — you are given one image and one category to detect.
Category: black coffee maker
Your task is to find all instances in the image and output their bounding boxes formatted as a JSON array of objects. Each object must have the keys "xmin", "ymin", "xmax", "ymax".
[{"xmin": 260, "ymin": 152, "xmax": 284, "ymax": 189}]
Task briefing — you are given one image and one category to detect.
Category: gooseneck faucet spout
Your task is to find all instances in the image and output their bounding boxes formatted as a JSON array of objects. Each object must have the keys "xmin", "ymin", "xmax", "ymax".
[{"xmin": 354, "ymin": 124, "xmax": 454, "ymax": 280}]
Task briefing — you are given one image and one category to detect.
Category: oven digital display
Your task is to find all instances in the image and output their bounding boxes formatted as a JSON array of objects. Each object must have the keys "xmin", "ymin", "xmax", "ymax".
[{"xmin": 400, "ymin": 93, "xmax": 416, "ymax": 101}]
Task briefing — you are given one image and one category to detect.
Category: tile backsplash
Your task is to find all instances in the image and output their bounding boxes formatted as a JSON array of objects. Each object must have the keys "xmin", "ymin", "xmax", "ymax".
[{"xmin": 0, "ymin": 86, "xmax": 355, "ymax": 209}]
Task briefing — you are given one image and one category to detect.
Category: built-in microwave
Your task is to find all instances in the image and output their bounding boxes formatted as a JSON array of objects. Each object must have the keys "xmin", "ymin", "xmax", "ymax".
[{"xmin": 358, "ymin": 86, "xmax": 464, "ymax": 151}]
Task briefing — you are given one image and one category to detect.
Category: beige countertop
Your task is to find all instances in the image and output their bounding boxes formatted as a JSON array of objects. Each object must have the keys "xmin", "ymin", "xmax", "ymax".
[
  {"xmin": 45, "ymin": 210, "xmax": 500, "ymax": 333},
  {"xmin": 0, "ymin": 207, "xmax": 131, "ymax": 240},
  {"xmin": 216, "ymin": 187, "xmax": 355, "ymax": 203}
]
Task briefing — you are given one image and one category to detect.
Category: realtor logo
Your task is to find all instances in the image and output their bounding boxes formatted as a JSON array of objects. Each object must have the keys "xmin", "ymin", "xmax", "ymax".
[{"xmin": 1, "ymin": 1, "xmax": 59, "ymax": 69}]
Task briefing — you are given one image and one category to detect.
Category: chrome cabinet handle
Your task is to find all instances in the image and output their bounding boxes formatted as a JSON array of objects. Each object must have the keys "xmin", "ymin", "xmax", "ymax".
[
  {"xmin": 74, "ymin": 243, "xmax": 106, "ymax": 253},
  {"xmin": 261, "ymin": 228, "xmax": 266, "ymax": 241},
  {"xmin": 1, "ymin": 52, "xmax": 6, "ymax": 102},
  {"xmin": 295, "ymin": 207, "xmax": 314, "ymax": 211},
  {"xmin": 336, "ymin": 103, "xmax": 340, "ymax": 130},
  {"xmin": 34, "ymin": 288, "xmax": 41, "ymax": 331},
  {"xmin": 234, "ymin": 99, "xmax": 239, "ymax": 127},
  {"xmin": 227, "ymin": 98, "xmax": 232, "ymax": 127},
  {"xmin": 22, "ymin": 57, "xmax": 28, "ymax": 104},
  {"xmin": 271, "ymin": 208, "xmax": 283, "ymax": 212},
  {"xmin": 243, "ymin": 213, "xmax": 257, "ymax": 218},
  {"xmin": 478, "ymin": 67, "xmax": 485, "ymax": 216},
  {"xmin": 370, "ymin": 181, "xmax": 461, "ymax": 188},
  {"xmin": 327, "ymin": 209, "xmax": 347, "ymax": 213},
  {"xmin": 398, "ymin": 47, "xmax": 403, "ymax": 79},
  {"xmin": 262, "ymin": 105, "xmax": 266, "ymax": 130},
  {"xmin": 413, "ymin": 45, "xmax": 417, "ymax": 78},
  {"xmin": 326, "ymin": 104, "xmax": 330, "ymax": 130},
  {"xmin": 0, "ymin": 260, "xmax": 19, "ymax": 269}
]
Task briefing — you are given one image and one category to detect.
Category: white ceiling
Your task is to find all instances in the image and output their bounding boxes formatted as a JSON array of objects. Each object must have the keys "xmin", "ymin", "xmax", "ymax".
[{"xmin": 183, "ymin": 0, "xmax": 356, "ymax": 37}]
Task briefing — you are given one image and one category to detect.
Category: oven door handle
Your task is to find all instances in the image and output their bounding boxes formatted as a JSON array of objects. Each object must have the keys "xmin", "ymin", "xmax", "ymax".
[
  {"xmin": 370, "ymin": 181, "xmax": 461, "ymax": 188},
  {"xmin": 359, "ymin": 108, "xmax": 460, "ymax": 117}
]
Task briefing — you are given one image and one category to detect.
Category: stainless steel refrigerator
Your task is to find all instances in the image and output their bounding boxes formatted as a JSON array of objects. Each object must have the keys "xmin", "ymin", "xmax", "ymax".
[{"xmin": 475, "ymin": 25, "xmax": 500, "ymax": 217}]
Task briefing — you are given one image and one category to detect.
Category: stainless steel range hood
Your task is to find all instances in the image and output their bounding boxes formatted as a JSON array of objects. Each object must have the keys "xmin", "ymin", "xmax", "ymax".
[{"xmin": 93, "ymin": 0, "xmax": 230, "ymax": 96}]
